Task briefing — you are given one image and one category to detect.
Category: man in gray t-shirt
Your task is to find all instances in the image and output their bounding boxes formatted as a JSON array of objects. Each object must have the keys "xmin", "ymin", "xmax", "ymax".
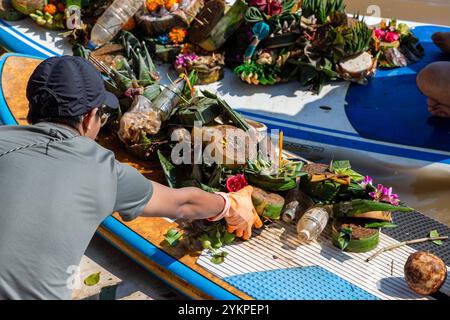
[{"xmin": 0, "ymin": 56, "xmax": 262, "ymax": 299}]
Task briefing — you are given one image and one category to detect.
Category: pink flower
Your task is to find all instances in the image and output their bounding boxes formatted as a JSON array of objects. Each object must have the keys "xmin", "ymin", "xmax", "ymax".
[
  {"xmin": 374, "ymin": 29, "xmax": 385, "ymax": 40},
  {"xmin": 381, "ymin": 186, "xmax": 399, "ymax": 205},
  {"xmin": 360, "ymin": 175, "xmax": 373, "ymax": 189},
  {"xmin": 369, "ymin": 184, "xmax": 399, "ymax": 205},
  {"xmin": 384, "ymin": 31, "xmax": 400, "ymax": 43}
]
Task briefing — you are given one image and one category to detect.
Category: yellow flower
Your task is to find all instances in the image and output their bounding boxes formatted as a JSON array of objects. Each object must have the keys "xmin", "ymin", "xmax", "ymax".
[
  {"xmin": 169, "ymin": 27, "xmax": 187, "ymax": 44},
  {"xmin": 146, "ymin": 0, "xmax": 164, "ymax": 12}
]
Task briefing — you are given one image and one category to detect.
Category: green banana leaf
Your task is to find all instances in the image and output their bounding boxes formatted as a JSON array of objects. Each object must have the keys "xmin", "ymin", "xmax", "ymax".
[{"xmin": 333, "ymin": 199, "xmax": 413, "ymax": 217}]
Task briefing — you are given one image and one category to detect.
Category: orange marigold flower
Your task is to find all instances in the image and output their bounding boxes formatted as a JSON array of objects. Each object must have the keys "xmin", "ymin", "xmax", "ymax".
[
  {"xmin": 164, "ymin": 0, "xmax": 180, "ymax": 10},
  {"xmin": 44, "ymin": 4, "xmax": 57, "ymax": 15},
  {"xmin": 146, "ymin": 0, "xmax": 164, "ymax": 12},
  {"xmin": 169, "ymin": 27, "xmax": 187, "ymax": 44}
]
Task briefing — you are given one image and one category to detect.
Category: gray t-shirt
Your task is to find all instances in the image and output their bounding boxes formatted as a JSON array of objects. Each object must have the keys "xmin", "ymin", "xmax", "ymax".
[{"xmin": 0, "ymin": 122, "xmax": 153, "ymax": 300}]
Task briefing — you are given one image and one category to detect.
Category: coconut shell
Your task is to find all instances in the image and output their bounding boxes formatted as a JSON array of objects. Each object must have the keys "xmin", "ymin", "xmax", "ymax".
[
  {"xmin": 135, "ymin": 0, "xmax": 205, "ymax": 36},
  {"xmin": 174, "ymin": 53, "xmax": 225, "ymax": 84},
  {"xmin": 193, "ymin": 125, "xmax": 250, "ymax": 168},
  {"xmin": 251, "ymin": 187, "xmax": 285, "ymax": 220},
  {"xmin": 338, "ymin": 51, "xmax": 377, "ymax": 83},
  {"xmin": 404, "ymin": 251, "xmax": 447, "ymax": 295}
]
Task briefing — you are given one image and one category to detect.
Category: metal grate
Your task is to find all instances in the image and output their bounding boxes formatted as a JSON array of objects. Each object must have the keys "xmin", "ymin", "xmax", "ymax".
[{"xmin": 384, "ymin": 211, "xmax": 450, "ymax": 265}]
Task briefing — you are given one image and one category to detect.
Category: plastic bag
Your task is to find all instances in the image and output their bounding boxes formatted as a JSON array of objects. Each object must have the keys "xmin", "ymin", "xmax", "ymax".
[{"xmin": 118, "ymin": 95, "xmax": 161, "ymax": 145}]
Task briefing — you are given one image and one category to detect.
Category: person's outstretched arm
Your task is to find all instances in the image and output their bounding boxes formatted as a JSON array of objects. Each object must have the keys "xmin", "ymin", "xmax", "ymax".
[
  {"xmin": 141, "ymin": 181, "xmax": 225, "ymax": 220},
  {"xmin": 141, "ymin": 183, "xmax": 263, "ymax": 240}
]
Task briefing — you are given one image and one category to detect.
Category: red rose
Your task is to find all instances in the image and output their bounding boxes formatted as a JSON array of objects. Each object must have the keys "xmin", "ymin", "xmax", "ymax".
[
  {"xmin": 248, "ymin": 0, "xmax": 268, "ymax": 12},
  {"xmin": 226, "ymin": 174, "xmax": 248, "ymax": 192},
  {"xmin": 267, "ymin": 0, "xmax": 282, "ymax": 16}
]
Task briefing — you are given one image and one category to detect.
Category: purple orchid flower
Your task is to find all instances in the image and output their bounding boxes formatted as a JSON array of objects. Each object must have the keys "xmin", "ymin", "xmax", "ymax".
[
  {"xmin": 175, "ymin": 53, "xmax": 198, "ymax": 68},
  {"xmin": 360, "ymin": 175, "xmax": 373, "ymax": 189},
  {"xmin": 381, "ymin": 186, "xmax": 399, "ymax": 205},
  {"xmin": 369, "ymin": 183, "xmax": 399, "ymax": 205}
]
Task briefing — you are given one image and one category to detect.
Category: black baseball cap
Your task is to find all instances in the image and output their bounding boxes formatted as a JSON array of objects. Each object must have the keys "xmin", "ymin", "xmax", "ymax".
[{"xmin": 26, "ymin": 55, "xmax": 118, "ymax": 118}]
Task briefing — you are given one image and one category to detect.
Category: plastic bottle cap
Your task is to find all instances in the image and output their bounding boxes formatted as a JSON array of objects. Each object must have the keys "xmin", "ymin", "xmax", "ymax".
[
  {"xmin": 298, "ymin": 230, "xmax": 310, "ymax": 242},
  {"xmin": 87, "ymin": 41, "xmax": 97, "ymax": 50}
]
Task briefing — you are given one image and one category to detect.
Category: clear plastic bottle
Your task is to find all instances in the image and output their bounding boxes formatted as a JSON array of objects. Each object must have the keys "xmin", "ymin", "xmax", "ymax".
[
  {"xmin": 296, "ymin": 206, "xmax": 331, "ymax": 243},
  {"xmin": 88, "ymin": 0, "xmax": 144, "ymax": 49}
]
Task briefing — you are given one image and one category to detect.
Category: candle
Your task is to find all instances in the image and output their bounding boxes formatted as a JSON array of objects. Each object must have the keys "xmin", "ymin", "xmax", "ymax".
[{"xmin": 278, "ymin": 130, "xmax": 283, "ymax": 170}]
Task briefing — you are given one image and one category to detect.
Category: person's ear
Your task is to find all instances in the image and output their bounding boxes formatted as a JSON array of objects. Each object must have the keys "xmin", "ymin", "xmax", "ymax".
[{"xmin": 81, "ymin": 107, "xmax": 98, "ymax": 134}]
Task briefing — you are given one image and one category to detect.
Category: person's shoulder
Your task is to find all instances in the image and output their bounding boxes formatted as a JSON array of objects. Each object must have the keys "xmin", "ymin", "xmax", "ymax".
[
  {"xmin": 74, "ymin": 136, "xmax": 116, "ymax": 161},
  {"xmin": 0, "ymin": 125, "xmax": 41, "ymax": 153}
]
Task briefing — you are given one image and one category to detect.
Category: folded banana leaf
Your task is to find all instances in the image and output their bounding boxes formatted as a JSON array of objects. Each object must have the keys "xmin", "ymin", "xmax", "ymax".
[
  {"xmin": 201, "ymin": 90, "xmax": 250, "ymax": 131},
  {"xmin": 157, "ymin": 150, "xmax": 188, "ymax": 189},
  {"xmin": 176, "ymin": 99, "xmax": 221, "ymax": 126},
  {"xmin": 332, "ymin": 199, "xmax": 413, "ymax": 221}
]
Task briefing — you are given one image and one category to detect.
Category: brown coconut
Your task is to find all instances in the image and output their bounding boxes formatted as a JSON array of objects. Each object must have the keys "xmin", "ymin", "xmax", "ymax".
[{"xmin": 404, "ymin": 251, "xmax": 447, "ymax": 295}]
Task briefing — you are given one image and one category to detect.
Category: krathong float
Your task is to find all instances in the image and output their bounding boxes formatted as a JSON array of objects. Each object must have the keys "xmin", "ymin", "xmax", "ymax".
[{"xmin": 12, "ymin": 0, "xmax": 84, "ymax": 30}]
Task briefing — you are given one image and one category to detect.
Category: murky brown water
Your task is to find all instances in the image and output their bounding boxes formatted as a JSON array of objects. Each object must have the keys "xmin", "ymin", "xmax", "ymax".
[
  {"xmin": 346, "ymin": 0, "xmax": 450, "ymax": 25},
  {"xmin": 345, "ymin": 1, "xmax": 450, "ymax": 226},
  {"xmin": 352, "ymin": 162, "xmax": 450, "ymax": 227}
]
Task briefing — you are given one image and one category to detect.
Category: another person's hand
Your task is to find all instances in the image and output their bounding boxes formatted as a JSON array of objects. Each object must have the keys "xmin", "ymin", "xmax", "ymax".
[{"xmin": 223, "ymin": 186, "xmax": 263, "ymax": 240}]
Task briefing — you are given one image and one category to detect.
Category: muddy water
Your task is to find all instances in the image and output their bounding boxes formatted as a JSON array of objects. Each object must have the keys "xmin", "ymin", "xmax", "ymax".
[
  {"xmin": 351, "ymin": 161, "xmax": 450, "ymax": 227},
  {"xmin": 346, "ymin": 0, "xmax": 450, "ymax": 25},
  {"xmin": 344, "ymin": 1, "xmax": 450, "ymax": 225}
]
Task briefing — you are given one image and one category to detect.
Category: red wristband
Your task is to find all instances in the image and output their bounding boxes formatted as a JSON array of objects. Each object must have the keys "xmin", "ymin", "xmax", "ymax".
[{"xmin": 207, "ymin": 192, "xmax": 231, "ymax": 222}]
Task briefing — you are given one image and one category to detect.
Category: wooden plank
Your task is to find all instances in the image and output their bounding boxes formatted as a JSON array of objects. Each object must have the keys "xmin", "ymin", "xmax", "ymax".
[
  {"xmin": 2, "ymin": 54, "xmax": 252, "ymax": 300},
  {"xmin": 72, "ymin": 255, "xmax": 122, "ymax": 300},
  {"xmin": 1, "ymin": 55, "xmax": 40, "ymax": 125},
  {"xmin": 120, "ymin": 291, "xmax": 153, "ymax": 300}
]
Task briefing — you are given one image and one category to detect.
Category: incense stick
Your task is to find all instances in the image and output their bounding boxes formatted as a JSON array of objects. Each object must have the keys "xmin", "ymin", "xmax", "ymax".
[
  {"xmin": 278, "ymin": 130, "xmax": 283, "ymax": 170},
  {"xmin": 366, "ymin": 236, "xmax": 449, "ymax": 262}
]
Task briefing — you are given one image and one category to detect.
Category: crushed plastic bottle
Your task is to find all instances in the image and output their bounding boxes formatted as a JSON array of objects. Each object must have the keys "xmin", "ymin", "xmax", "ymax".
[
  {"xmin": 296, "ymin": 206, "xmax": 331, "ymax": 243},
  {"xmin": 88, "ymin": 0, "xmax": 144, "ymax": 49}
]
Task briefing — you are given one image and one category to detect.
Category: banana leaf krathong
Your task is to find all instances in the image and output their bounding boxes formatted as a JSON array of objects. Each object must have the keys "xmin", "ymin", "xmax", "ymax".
[{"xmin": 245, "ymin": 156, "xmax": 307, "ymax": 191}]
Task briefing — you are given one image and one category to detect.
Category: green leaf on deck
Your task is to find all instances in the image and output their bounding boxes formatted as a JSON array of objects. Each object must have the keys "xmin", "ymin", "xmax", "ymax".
[
  {"xmin": 165, "ymin": 228, "xmax": 182, "ymax": 247},
  {"xmin": 84, "ymin": 272, "xmax": 101, "ymax": 286},
  {"xmin": 430, "ymin": 230, "xmax": 443, "ymax": 246},
  {"xmin": 211, "ymin": 251, "xmax": 228, "ymax": 264}
]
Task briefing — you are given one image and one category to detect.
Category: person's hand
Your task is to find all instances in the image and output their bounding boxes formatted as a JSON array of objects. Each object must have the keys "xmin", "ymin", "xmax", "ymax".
[{"xmin": 224, "ymin": 186, "xmax": 263, "ymax": 240}]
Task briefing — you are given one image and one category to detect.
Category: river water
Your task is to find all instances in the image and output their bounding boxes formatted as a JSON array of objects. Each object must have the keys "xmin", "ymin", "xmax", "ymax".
[
  {"xmin": 346, "ymin": 0, "xmax": 450, "ymax": 25},
  {"xmin": 344, "ymin": 1, "xmax": 450, "ymax": 226}
]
